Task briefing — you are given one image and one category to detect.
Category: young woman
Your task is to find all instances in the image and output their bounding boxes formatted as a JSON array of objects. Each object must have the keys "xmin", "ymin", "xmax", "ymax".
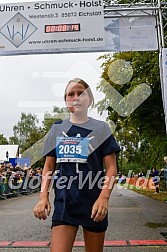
[{"xmin": 33, "ymin": 78, "xmax": 120, "ymax": 252}]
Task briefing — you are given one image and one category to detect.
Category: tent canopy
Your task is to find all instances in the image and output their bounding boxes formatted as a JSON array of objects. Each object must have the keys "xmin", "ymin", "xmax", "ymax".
[{"xmin": 0, "ymin": 145, "xmax": 19, "ymax": 163}]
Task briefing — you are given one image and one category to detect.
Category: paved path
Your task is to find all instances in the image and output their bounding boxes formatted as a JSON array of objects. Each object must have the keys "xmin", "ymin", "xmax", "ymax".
[{"xmin": 0, "ymin": 185, "xmax": 167, "ymax": 252}]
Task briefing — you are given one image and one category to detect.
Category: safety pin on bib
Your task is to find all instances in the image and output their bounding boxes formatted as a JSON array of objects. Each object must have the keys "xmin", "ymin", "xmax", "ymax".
[
  {"xmin": 76, "ymin": 163, "xmax": 79, "ymax": 173},
  {"xmin": 62, "ymin": 131, "xmax": 68, "ymax": 137}
]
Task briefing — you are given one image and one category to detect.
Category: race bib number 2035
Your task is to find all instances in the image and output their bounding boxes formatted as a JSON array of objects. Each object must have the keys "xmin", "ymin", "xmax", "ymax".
[{"xmin": 56, "ymin": 136, "xmax": 89, "ymax": 163}]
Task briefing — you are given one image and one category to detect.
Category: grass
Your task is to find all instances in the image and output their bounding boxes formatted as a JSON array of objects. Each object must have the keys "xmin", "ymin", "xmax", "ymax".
[
  {"xmin": 129, "ymin": 186, "xmax": 167, "ymax": 202},
  {"xmin": 145, "ymin": 222, "xmax": 167, "ymax": 228}
]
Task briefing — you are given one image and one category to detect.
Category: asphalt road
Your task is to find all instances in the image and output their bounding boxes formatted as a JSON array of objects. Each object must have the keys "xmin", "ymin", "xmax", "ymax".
[{"xmin": 0, "ymin": 185, "xmax": 167, "ymax": 252}]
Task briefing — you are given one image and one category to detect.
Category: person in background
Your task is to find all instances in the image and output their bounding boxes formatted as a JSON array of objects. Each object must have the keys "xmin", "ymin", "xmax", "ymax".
[
  {"xmin": 0, "ymin": 170, "xmax": 5, "ymax": 196},
  {"xmin": 151, "ymin": 167, "xmax": 160, "ymax": 194}
]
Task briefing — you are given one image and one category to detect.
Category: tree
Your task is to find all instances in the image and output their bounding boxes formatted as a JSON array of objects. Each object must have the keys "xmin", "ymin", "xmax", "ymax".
[
  {"xmin": 96, "ymin": 51, "xmax": 167, "ymax": 170},
  {"xmin": 43, "ymin": 106, "xmax": 68, "ymax": 133},
  {"xmin": 0, "ymin": 134, "xmax": 8, "ymax": 145},
  {"xmin": 9, "ymin": 113, "xmax": 40, "ymax": 152},
  {"xmin": 21, "ymin": 107, "xmax": 69, "ymax": 167}
]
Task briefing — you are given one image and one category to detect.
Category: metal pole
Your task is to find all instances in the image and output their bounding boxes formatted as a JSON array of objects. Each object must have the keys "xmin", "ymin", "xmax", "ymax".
[
  {"xmin": 157, "ymin": 0, "xmax": 167, "ymax": 132},
  {"xmin": 157, "ymin": 0, "xmax": 165, "ymax": 48}
]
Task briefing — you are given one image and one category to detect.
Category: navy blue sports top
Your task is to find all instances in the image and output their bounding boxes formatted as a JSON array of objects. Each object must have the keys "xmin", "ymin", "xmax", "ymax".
[{"xmin": 43, "ymin": 118, "xmax": 120, "ymax": 228}]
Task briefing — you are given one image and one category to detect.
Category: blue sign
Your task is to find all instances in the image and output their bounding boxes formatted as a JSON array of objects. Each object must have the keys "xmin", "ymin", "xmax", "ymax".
[{"xmin": 9, "ymin": 158, "xmax": 30, "ymax": 168}]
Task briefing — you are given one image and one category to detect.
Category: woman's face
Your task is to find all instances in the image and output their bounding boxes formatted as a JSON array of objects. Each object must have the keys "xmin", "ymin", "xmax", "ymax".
[{"xmin": 65, "ymin": 82, "xmax": 91, "ymax": 113}]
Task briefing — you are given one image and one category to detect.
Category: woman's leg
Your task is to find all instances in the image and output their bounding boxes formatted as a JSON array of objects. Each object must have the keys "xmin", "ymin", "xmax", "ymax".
[
  {"xmin": 83, "ymin": 229, "xmax": 105, "ymax": 252},
  {"xmin": 50, "ymin": 225, "xmax": 78, "ymax": 252}
]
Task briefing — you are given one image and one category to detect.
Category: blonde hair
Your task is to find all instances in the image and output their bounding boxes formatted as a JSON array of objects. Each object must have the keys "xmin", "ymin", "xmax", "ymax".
[
  {"xmin": 164, "ymin": 156, "xmax": 167, "ymax": 161},
  {"xmin": 64, "ymin": 78, "xmax": 94, "ymax": 108}
]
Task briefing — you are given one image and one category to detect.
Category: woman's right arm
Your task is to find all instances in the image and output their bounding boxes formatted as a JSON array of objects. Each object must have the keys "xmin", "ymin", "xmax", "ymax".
[{"xmin": 33, "ymin": 156, "xmax": 56, "ymax": 220}]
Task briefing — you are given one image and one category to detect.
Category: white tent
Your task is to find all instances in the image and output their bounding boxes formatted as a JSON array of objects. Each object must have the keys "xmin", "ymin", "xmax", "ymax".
[{"xmin": 0, "ymin": 145, "xmax": 19, "ymax": 163}]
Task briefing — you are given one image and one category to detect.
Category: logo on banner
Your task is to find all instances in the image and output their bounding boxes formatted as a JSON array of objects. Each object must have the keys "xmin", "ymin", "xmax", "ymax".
[{"xmin": 0, "ymin": 12, "xmax": 37, "ymax": 48}]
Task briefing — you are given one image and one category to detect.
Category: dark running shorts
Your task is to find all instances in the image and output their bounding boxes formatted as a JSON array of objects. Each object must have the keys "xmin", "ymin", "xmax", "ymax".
[{"xmin": 51, "ymin": 220, "xmax": 107, "ymax": 233}]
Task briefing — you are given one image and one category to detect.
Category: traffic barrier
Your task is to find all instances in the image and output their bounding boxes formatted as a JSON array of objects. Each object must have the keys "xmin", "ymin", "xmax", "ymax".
[
  {"xmin": 0, "ymin": 175, "xmax": 41, "ymax": 200},
  {"xmin": 121, "ymin": 177, "xmax": 157, "ymax": 190}
]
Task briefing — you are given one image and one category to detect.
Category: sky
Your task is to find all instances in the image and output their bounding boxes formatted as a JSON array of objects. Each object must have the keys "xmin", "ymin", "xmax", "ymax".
[{"xmin": 0, "ymin": 0, "xmax": 108, "ymax": 140}]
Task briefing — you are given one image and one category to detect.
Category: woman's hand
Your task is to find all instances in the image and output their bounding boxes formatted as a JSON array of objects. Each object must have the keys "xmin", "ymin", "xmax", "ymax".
[
  {"xmin": 91, "ymin": 196, "xmax": 108, "ymax": 222},
  {"xmin": 33, "ymin": 198, "xmax": 51, "ymax": 220}
]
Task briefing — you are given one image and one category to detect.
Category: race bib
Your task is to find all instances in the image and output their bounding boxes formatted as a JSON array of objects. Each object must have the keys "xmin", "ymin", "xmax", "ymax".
[{"xmin": 56, "ymin": 136, "xmax": 89, "ymax": 163}]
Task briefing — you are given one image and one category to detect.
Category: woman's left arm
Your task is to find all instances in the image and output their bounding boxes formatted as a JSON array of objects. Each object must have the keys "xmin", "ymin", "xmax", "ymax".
[{"xmin": 91, "ymin": 153, "xmax": 117, "ymax": 222}]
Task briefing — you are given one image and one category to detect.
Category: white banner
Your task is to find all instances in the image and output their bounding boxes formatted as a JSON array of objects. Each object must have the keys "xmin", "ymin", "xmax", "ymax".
[
  {"xmin": 0, "ymin": 0, "xmax": 104, "ymax": 53},
  {"xmin": 161, "ymin": 48, "xmax": 167, "ymax": 132},
  {"xmin": 0, "ymin": 2, "xmax": 158, "ymax": 56},
  {"xmin": 106, "ymin": 16, "xmax": 158, "ymax": 52}
]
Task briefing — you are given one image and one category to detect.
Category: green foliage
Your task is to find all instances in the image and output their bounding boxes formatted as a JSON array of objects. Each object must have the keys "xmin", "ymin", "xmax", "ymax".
[
  {"xmin": 43, "ymin": 106, "xmax": 68, "ymax": 133},
  {"xmin": 7, "ymin": 107, "xmax": 68, "ymax": 167},
  {"xmin": 0, "ymin": 134, "xmax": 8, "ymax": 145},
  {"xmin": 9, "ymin": 112, "xmax": 40, "ymax": 152},
  {"xmin": 126, "ymin": 163, "xmax": 145, "ymax": 174},
  {"xmin": 97, "ymin": 51, "xmax": 167, "ymax": 174}
]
